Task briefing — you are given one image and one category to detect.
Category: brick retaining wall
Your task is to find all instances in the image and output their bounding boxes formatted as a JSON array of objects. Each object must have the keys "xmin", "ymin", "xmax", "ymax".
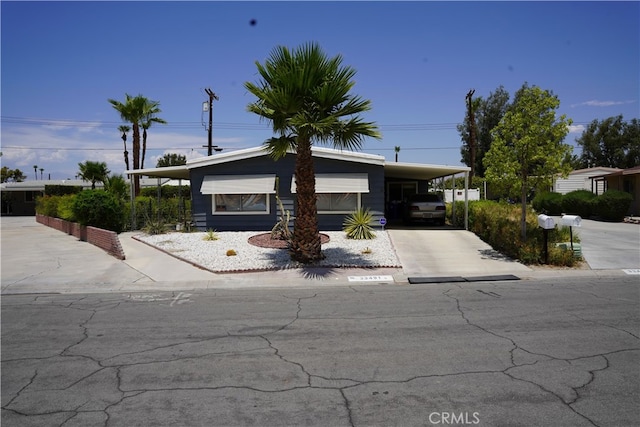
[{"xmin": 36, "ymin": 214, "xmax": 125, "ymax": 260}]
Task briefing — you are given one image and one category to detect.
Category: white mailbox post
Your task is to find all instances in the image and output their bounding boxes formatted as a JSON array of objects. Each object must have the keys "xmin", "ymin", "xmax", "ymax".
[
  {"xmin": 537, "ymin": 214, "xmax": 556, "ymax": 264},
  {"xmin": 560, "ymin": 215, "xmax": 581, "ymax": 253}
]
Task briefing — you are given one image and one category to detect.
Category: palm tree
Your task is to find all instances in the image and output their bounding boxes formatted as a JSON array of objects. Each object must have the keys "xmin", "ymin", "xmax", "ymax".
[
  {"xmin": 33, "ymin": 165, "xmax": 38, "ymax": 180},
  {"xmin": 118, "ymin": 125, "xmax": 131, "ymax": 171},
  {"xmin": 78, "ymin": 161, "xmax": 110, "ymax": 189},
  {"xmin": 140, "ymin": 99, "xmax": 166, "ymax": 169},
  {"xmin": 394, "ymin": 146, "xmax": 401, "ymax": 162},
  {"xmin": 245, "ymin": 42, "xmax": 380, "ymax": 263},
  {"xmin": 109, "ymin": 94, "xmax": 164, "ymax": 195},
  {"xmin": 39, "ymin": 168, "xmax": 44, "ymax": 180}
]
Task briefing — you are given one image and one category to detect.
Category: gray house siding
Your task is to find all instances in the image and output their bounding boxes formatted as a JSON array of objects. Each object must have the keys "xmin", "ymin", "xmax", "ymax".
[{"xmin": 189, "ymin": 152, "xmax": 384, "ymax": 231}]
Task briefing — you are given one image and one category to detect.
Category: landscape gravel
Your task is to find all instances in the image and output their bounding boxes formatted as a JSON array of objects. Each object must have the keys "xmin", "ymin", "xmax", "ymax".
[{"xmin": 136, "ymin": 231, "xmax": 402, "ymax": 272}]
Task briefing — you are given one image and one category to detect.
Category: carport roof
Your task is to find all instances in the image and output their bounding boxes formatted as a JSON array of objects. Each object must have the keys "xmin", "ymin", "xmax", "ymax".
[{"xmin": 126, "ymin": 147, "xmax": 470, "ymax": 181}]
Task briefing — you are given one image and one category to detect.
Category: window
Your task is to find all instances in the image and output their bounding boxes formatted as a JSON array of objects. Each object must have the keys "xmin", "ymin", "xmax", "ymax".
[
  {"xmin": 316, "ymin": 193, "xmax": 358, "ymax": 212},
  {"xmin": 214, "ymin": 194, "xmax": 268, "ymax": 213},
  {"xmin": 200, "ymin": 175, "xmax": 276, "ymax": 215},
  {"xmin": 291, "ymin": 173, "xmax": 369, "ymax": 214}
]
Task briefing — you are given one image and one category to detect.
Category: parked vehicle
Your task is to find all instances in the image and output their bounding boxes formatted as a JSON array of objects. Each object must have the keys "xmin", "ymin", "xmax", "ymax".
[{"xmin": 404, "ymin": 193, "xmax": 446, "ymax": 225}]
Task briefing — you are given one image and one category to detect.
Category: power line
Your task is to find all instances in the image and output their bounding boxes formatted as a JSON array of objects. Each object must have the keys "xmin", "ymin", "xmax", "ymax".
[{"xmin": 0, "ymin": 115, "xmax": 472, "ymax": 131}]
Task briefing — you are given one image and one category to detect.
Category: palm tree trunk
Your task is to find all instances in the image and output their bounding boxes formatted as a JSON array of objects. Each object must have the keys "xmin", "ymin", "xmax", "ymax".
[
  {"xmin": 142, "ymin": 128, "xmax": 147, "ymax": 169},
  {"xmin": 291, "ymin": 139, "xmax": 324, "ymax": 263},
  {"xmin": 132, "ymin": 123, "xmax": 141, "ymax": 196}
]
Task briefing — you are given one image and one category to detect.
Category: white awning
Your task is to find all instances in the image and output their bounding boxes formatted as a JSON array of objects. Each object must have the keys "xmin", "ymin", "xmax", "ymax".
[
  {"xmin": 200, "ymin": 175, "xmax": 276, "ymax": 194},
  {"xmin": 291, "ymin": 173, "xmax": 369, "ymax": 193}
]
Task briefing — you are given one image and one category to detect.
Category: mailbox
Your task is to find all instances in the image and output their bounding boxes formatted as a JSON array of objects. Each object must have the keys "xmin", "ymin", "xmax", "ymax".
[
  {"xmin": 560, "ymin": 215, "xmax": 582, "ymax": 227},
  {"xmin": 537, "ymin": 214, "xmax": 555, "ymax": 230}
]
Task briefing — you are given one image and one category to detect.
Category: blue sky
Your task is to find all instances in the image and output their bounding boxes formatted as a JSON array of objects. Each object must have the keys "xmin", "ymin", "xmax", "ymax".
[{"xmin": 2, "ymin": 1, "xmax": 638, "ymax": 180}]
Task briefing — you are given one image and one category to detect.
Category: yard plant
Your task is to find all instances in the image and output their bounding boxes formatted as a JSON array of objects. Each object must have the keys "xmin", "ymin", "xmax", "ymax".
[
  {"xmin": 343, "ymin": 208, "xmax": 376, "ymax": 240},
  {"xmin": 245, "ymin": 42, "xmax": 380, "ymax": 263}
]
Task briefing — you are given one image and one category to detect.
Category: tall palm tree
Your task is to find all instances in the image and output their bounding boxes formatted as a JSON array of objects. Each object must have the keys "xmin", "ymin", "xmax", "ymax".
[
  {"xmin": 245, "ymin": 42, "xmax": 380, "ymax": 263},
  {"xmin": 140, "ymin": 100, "xmax": 166, "ymax": 169},
  {"xmin": 78, "ymin": 161, "xmax": 110, "ymax": 189},
  {"xmin": 33, "ymin": 165, "xmax": 38, "ymax": 180},
  {"xmin": 109, "ymin": 94, "xmax": 164, "ymax": 195},
  {"xmin": 39, "ymin": 168, "xmax": 44, "ymax": 180},
  {"xmin": 394, "ymin": 146, "xmax": 401, "ymax": 162},
  {"xmin": 118, "ymin": 125, "xmax": 131, "ymax": 171}
]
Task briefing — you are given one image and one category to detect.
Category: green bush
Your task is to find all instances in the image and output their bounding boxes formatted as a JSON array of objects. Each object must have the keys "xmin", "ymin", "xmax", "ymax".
[
  {"xmin": 592, "ymin": 190, "xmax": 633, "ymax": 221},
  {"xmin": 532, "ymin": 192, "xmax": 563, "ymax": 215},
  {"xmin": 35, "ymin": 195, "xmax": 59, "ymax": 217},
  {"xmin": 561, "ymin": 190, "xmax": 597, "ymax": 218},
  {"xmin": 72, "ymin": 190, "xmax": 125, "ymax": 233},
  {"xmin": 56, "ymin": 194, "xmax": 77, "ymax": 221},
  {"xmin": 44, "ymin": 185, "xmax": 83, "ymax": 196},
  {"xmin": 139, "ymin": 185, "xmax": 190, "ymax": 199},
  {"xmin": 343, "ymin": 208, "xmax": 376, "ymax": 240}
]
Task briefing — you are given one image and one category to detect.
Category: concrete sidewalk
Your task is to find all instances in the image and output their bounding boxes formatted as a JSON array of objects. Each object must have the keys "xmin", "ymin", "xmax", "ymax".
[{"xmin": 0, "ymin": 217, "xmax": 629, "ymax": 295}]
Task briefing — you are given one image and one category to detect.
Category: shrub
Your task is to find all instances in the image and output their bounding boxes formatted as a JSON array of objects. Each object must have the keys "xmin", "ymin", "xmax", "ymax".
[
  {"xmin": 532, "ymin": 192, "xmax": 563, "ymax": 215},
  {"xmin": 72, "ymin": 190, "xmax": 125, "ymax": 233},
  {"xmin": 56, "ymin": 194, "xmax": 77, "ymax": 221},
  {"xmin": 35, "ymin": 195, "xmax": 59, "ymax": 217},
  {"xmin": 44, "ymin": 185, "xmax": 82, "ymax": 196},
  {"xmin": 561, "ymin": 190, "xmax": 597, "ymax": 218},
  {"xmin": 592, "ymin": 190, "xmax": 633, "ymax": 221},
  {"xmin": 203, "ymin": 229, "xmax": 219, "ymax": 241},
  {"xmin": 343, "ymin": 208, "xmax": 376, "ymax": 240}
]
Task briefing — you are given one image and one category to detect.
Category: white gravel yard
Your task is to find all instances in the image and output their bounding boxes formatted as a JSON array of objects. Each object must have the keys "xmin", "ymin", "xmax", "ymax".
[{"xmin": 135, "ymin": 231, "xmax": 402, "ymax": 273}]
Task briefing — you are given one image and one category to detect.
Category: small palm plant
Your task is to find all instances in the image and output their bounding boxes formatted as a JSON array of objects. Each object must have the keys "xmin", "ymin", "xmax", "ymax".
[
  {"xmin": 343, "ymin": 208, "xmax": 376, "ymax": 240},
  {"xmin": 203, "ymin": 228, "xmax": 219, "ymax": 241}
]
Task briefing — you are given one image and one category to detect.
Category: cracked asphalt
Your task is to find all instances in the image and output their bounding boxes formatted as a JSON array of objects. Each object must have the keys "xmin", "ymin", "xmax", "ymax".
[{"xmin": 2, "ymin": 276, "xmax": 639, "ymax": 426}]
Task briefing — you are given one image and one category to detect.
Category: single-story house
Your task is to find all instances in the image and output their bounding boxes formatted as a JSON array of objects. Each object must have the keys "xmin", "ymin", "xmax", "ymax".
[
  {"xmin": 0, "ymin": 178, "xmax": 171, "ymax": 216},
  {"xmin": 128, "ymin": 146, "xmax": 471, "ymax": 231},
  {"xmin": 592, "ymin": 165, "xmax": 640, "ymax": 215},
  {"xmin": 553, "ymin": 167, "xmax": 621, "ymax": 194}
]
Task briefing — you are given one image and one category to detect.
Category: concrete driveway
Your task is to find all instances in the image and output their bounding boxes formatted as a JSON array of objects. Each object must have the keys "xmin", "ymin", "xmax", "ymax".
[{"xmin": 559, "ymin": 217, "xmax": 640, "ymax": 270}]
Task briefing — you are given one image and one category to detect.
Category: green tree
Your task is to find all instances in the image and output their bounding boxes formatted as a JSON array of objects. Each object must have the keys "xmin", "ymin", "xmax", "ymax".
[
  {"xmin": 394, "ymin": 146, "xmax": 400, "ymax": 162},
  {"xmin": 118, "ymin": 125, "xmax": 131, "ymax": 171},
  {"xmin": 1, "ymin": 167, "xmax": 26, "ymax": 183},
  {"xmin": 33, "ymin": 165, "xmax": 38, "ymax": 180},
  {"xmin": 576, "ymin": 115, "xmax": 640, "ymax": 169},
  {"xmin": 484, "ymin": 83, "xmax": 573, "ymax": 241},
  {"xmin": 459, "ymin": 86, "xmax": 510, "ymax": 177},
  {"xmin": 78, "ymin": 161, "xmax": 110, "ymax": 189},
  {"xmin": 156, "ymin": 153, "xmax": 187, "ymax": 168},
  {"xmin": 245, "ymin": 42, "xmax": 381, "ymax": 263},
  {"xmin": 109, "ymin": 94, "xmax": 165, "ymax": 196}
]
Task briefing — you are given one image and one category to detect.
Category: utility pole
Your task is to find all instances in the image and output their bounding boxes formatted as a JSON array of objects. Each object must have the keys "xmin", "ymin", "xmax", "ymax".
[
  {"xmin": 204, "ymin": 88, "xmax": 219, "ymax": 156},
  {"xmin": 466, "ymin": 89, "xmax": 477, "ymax": 183}
]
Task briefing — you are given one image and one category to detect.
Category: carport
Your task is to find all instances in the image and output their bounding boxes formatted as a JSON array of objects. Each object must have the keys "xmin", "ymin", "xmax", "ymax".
[{"xmin": 383, "ymin": 161, "xmax": 471, "ymax": 229}]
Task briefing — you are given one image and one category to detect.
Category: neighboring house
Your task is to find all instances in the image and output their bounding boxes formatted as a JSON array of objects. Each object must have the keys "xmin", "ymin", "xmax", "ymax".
[
  {"xmin": 0, "ymin": 178, "xmax": 170, "ymax": 216},
  {"xmin": 128, "ymin": 146, "xmax": 471, "ymax": 231},
  {"xmin": 593, "ymin": 166, "xmax": 640, "ymax": 215},
  {"xmin": 553, "ymin": 167, "xmax": 621, "ymax": 195}
]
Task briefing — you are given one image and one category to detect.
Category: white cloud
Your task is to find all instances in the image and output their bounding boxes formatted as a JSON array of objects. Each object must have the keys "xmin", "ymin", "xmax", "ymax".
[
  {"xmin": 0, "ymin": 123, "xmax": 250, "ymax": 179},
  {"xmin": 570, "ymin": 99, "xmax": 636, "ymax": 108},
  {"xmin": 568, "ymin": 124, "xmax": 585, "ymax": 134}
]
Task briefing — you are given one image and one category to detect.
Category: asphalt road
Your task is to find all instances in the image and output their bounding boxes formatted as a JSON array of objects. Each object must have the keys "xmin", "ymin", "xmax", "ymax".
[{"xmin": 2, "ymin": 275, "xmax": 639, "ymax": 427}]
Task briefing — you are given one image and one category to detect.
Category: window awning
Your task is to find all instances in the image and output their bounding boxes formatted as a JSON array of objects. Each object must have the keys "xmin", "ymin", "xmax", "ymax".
[
  {"xmin": 200, "ymin": 175, "xmax": 276, "ymax": 194},
  {"xmin": 291, "ymin": 173, "xmax": 369, "ymax": 193}
]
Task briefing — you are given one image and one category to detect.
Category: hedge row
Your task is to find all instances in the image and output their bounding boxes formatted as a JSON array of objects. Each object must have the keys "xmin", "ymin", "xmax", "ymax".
[
  {"xmin": 449, "ymin": 200, "xmax": 579, "ymax": 266},
  {"xmin": 36, "ymin": 190, "xmax": 191, "ymax": 233},
  {"xmin": 533, "ymin": 189, "xmax": 633, "ymax": 221}
]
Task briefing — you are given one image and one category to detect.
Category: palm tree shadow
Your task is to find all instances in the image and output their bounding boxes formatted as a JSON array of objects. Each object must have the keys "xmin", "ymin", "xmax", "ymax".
[{"xmin": 261, "ymin": 246, "xmax": 379, "ymax": 280}]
